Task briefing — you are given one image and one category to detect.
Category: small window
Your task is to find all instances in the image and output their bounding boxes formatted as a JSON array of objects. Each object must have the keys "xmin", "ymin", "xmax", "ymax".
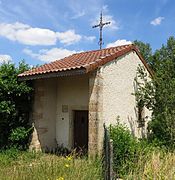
[
  {"xmin": 138, "ymin": 100, "xmax": 145, "ymax": 128},
  {"xmin": 62, "ymin": 105, "xmax": 68, "ymax": 113}
]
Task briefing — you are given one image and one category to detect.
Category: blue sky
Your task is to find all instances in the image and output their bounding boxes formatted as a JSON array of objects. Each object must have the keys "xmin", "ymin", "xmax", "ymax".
[{"xmin": 0, "ymin": 0, "xmax": 174, "ymax": 65}]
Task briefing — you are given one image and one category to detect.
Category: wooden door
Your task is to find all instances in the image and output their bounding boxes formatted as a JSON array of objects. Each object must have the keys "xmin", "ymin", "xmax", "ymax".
[{"xmin": 74, "ymin": 110, "xmax": 88, "ymax": 152}]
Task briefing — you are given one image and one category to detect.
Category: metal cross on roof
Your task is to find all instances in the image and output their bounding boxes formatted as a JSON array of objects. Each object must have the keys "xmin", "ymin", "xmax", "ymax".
[{"xmin": 92, "ymin": 12, "xmax": 111, "ymax": 49}]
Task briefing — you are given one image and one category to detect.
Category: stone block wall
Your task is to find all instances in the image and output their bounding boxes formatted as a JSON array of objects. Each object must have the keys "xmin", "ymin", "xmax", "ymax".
[
  {"xmin": 88, "ymin": 70, "xmax": 104, "ymax": 155},
  {"xmin": 29, "ymin": 80, "xmax": 44, "ymax": 151}
]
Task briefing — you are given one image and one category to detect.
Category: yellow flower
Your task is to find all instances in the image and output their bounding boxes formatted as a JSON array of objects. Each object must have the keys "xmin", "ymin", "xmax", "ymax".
[
  {"xmin": 56, "ymin": 177, "xmax": 64, "ymax": 180},
  {"xmin": 65, "ymin": 163, "xmax": 70, "ymax": 168},
  {"xmin": 66, "ymin": 155, "xmax": 73, "ymax": 161}
]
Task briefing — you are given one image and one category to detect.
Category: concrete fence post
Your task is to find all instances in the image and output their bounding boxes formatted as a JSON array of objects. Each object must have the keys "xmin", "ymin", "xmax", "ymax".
[{"xmin": 109, "ymin": 139, "xmax": 114, "ymax": 180}]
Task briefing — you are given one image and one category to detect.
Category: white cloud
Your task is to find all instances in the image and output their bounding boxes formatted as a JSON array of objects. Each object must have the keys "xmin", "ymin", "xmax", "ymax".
[
  {"xmin": 83, "ymin": 35, "xmax": 96, "ymax": 42},
  {"xmin": 150, "ymin": 17, "xmax": 164, "ymax": 26},
  {"xmin": 103, "ymin": 15, "xmax": 119, "ymax": 30},
  {"xmin": 92, "ymin": 13, "xmax": 119, "ymax": 30},
  {"xmin": 71, "ymin": 10, "xmax": 85, "ymax": 19},
  {"xmin": 0, "ymin": 22, "xmax": 94, "ymax": 46},
  {"xmin": 23, "ymin": 48, "xmax": 80, "ymax": 62},
  {"xmin": 106, "ymin": 39, "xmax": 132, "ymax": 48},
  {"xmin": 0, "ymin": 22, "xmax": 57, "ymax": 45},
  {"xmin": 0, "ymin": 54, "xmax": 12, "ymax": 63},
  {"xmin": 0, "ymin": 22, "xmax": 93, "ymax": 46},
  {"xmin": 56, "ymin": 30, "xmax": 82, "ymax": 45}
]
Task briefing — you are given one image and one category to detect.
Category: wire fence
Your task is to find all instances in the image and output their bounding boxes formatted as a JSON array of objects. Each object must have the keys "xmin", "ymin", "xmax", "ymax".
[{"xmin": 103, "ymin": 124, "xmax": 114, "ymax": 180}]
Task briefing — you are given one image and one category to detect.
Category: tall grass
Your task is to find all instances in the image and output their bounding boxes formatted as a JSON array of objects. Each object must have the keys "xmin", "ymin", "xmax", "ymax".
[
  {"xmin": 109, "ymin": 123, "xmax": 175, "ymax": 179},
  {"xmin": 0, "ymin": 149, "xmax": 102, "ymax": 180},
  {"xmin": 126, "ymin": 150, "xmax": 175, "ymax": 179},
  {"xmin": 1, "ymin": 145, "xmax": 175, "ymax": 180}
]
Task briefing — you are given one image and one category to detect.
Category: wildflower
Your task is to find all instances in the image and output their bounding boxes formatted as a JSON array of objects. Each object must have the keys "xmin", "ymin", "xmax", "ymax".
[
  {"xmin": 66, "ymin": 155, "xmax": 73, "ymax": 161},
  {"xmin": 65, "ymin": 163, "xmax": 70, "ymax": 168},
  {"xmin": 56, "ymin": 177, "xmax": 64, "ymax": 180}
]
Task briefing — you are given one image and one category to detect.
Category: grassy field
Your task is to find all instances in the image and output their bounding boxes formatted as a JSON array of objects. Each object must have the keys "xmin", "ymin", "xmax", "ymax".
[
  {"xmin": 1, "ymin": 148, "xmax": 175, "ymax": 180},
  {"xmin": 125, "ymin": 150, "xmax": 175, "ymax": 180},
  {"xmin": 0, "ymin": 149, "xmax": 103, "ymax": 180}
]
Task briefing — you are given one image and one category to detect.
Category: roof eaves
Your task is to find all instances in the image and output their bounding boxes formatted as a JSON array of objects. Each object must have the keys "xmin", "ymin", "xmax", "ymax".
[{"xmin": 18, "ymin": 68, "xmax": 86, "ymax": 81}]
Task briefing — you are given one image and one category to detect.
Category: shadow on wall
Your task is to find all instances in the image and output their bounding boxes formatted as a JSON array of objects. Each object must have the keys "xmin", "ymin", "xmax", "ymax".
[
  {"xmin": 127, "ymin": 115, "xmax": 146, "ymax": 139},
  {"xmin": 126, "ymin": 79, "xmax": 147, "ymax": 138}
]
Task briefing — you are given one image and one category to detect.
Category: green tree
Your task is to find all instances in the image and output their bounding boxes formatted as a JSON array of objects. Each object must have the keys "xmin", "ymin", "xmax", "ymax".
[
  {"xmin": 0, "ymin": 60, "xmax": 32, "ymax": 148},
  {"xmin": 135, "ymin": 36, "xmax": 175, "ymax": 148},
  {"xmin": 134, "ymin": 40, "xmax": 153, "ymax": 67}
]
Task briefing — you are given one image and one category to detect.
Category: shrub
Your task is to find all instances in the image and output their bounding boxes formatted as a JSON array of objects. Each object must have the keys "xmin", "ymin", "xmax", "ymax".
[
  {"xmin": 109, "ymin": 122, "xmax": 160, "ymax": 177},
  {"xmin": 109, "ymin": 123, "xmax": 138, "ymax": 176},
  {"xmin": 9, "ymin": 126, "xmax": 33, "ymax": 149},
  {"xmin": 0, "ymin": 61, "xmax": 32, "ymax": 149}
]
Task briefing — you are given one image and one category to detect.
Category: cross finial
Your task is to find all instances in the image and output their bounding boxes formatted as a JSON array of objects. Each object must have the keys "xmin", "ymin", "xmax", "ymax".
[{"xmin": 92, "ymin": 11, "xmax": 111, "ymax": 49}]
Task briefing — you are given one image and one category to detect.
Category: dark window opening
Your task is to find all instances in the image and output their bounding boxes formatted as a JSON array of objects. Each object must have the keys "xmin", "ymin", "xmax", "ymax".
[{"xmin": 138, "ymin": 100, "xmax": 145, "ymax": 128}]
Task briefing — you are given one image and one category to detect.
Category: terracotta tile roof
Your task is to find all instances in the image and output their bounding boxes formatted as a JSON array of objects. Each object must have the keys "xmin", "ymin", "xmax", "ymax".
[{"xmin": 18, "ymin": 44, "xmax": 152, "ymax": 78}]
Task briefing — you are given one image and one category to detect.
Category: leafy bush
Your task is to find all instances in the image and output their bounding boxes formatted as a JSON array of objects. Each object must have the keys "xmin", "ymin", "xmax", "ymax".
[
  {"xmin": 109, "ymin": 122, "xmax": 160, "ymax": 177},
  {"xmin": 9, "ymin": 126, "xmax": 33, "ymax": 149},
  {"xmin": 109, "ymin": 123, "xmax": 138, "ymax": 176},
  {"xmin": 0, "ymin": 61, "xmax": 33, "ymax": 149}
]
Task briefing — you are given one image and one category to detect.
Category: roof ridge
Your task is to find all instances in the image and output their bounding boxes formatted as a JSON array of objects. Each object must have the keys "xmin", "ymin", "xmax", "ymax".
[
  {"xmin": 78, "ymin": 43, "xmax": 133, "ymax": 54},
  {"xmin": 53, "ymin": 44, "xmax": 134, "ymax": 62}
]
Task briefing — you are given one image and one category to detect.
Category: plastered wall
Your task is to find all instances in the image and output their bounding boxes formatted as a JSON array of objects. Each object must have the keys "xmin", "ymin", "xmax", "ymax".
[
  {"xmin": 101, "ymin": 51, "xmax": 152, "ymax": 137},
  {"xmin": 56, "ymin": 75, "xmax": 89, "ymax": 149}
]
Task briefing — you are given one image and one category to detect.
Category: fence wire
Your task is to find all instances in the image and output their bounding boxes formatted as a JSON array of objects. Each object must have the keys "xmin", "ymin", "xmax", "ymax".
[{"xmin": 103, "ymin": 124, "xmax": 114, "ymax": 180}]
